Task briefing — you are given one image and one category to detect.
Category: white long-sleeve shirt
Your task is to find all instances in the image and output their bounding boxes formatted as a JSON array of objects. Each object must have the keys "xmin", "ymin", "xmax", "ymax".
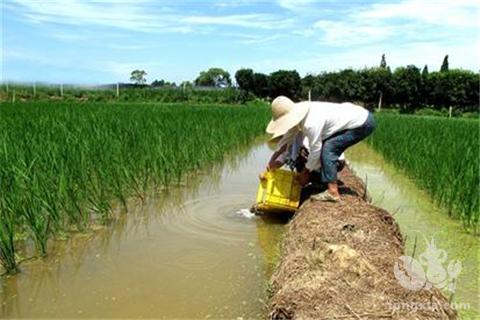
[
  {"xmin": 277, "ymin": 101, "xmax": 368, "ymax": 171},
  {"xmin": 277, "ymin": 132, "xmax": 346, "ymax": 170}
]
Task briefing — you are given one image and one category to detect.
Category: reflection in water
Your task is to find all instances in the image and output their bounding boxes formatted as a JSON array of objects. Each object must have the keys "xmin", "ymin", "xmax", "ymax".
[
  {"xmin": 347, "ymin": 143, "xmax": 479, "ymax": 318},
  {"xmin": 256, "ymin": 214, "xmax": 292, "ymax": 277},
  {"xmin": 0, "ymin": 142, "xmax": 288, "ymax": 319}
]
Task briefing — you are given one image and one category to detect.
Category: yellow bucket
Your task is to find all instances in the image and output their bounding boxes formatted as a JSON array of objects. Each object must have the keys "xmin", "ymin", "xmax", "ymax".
[{"xmin": 256, "ymin": 169, "xmax": 301, "ymax": 212}]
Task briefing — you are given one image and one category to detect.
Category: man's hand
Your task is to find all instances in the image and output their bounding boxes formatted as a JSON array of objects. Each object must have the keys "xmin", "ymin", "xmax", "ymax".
[
  {"xmin": 267, "ymin": 160, "xmax": 283, "ymax": 171},
  {"xmin": 259, "ymin": 172, "xmax": 268, "ymax": 181},
  {"xmin": 297, "ymin": 169, "xmax": 310, "ymax": 186},
  {"xmin": 299, "ymin": 147, "xmax": 309, "ymax": 160}
]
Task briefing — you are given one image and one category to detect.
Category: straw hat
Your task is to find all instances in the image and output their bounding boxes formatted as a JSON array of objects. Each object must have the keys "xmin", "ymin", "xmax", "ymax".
[{"xmin": 266, "ymin": 96, "xmax": 310, "ymax": 140}]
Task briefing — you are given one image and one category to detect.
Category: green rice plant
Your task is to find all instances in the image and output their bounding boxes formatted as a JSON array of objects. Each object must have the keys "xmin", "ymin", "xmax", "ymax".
[
  {"xmin": 0, "ymin": 101, "xmax": 269, "ymax": 272},
  {"xmin": 367, "ymin": 114, "xmax": 479, "ymax": 231},
  {"xmin": 0, "ymin": 197, "xmax": 18, "ymax": 274}
]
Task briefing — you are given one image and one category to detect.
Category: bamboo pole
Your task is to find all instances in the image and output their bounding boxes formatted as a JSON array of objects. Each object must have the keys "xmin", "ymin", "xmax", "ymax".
[
  {"xmin": 116, "ymin": 82, "xmax": 120, "ymax": 98},
  {"xmin": 12, "ymin": 90, "xmax": 15, "ymax": 103},
  {"xmin": 308, "ymin": 89, "xmax": 311, "ymax": 101},
  {"xmin": 377, "ymin": 91, "xmax": 383, "ymax": 111},
  {"xmin": 60, "ymin": 83, "xmax": 64, "ymax": 98},
  {"xmin": 448, "ymin": 106, "xmax": 453, "ymax": 118},
  {"xmin": 33, "ymin": 82, "xmax": 36, "ymax": 96}
]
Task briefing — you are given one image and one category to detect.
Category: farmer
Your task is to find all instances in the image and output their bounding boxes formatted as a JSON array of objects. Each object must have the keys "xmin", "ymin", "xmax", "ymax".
[{"xmin": 265, "ymin": 96, "xmax": 375, "ymax": 202}]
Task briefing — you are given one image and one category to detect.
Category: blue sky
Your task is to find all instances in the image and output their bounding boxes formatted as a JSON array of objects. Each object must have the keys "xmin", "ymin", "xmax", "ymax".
[{"xmin": 2, "ymin": 0, "xmax": 479, "ymax": 84}]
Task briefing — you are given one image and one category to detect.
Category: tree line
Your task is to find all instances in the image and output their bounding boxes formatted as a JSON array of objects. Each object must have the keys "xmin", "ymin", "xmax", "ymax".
[
  {"xmin": 235, "ymin": 55, "xmax": 479, "ymax": 113},
  {"xmin": 131, "ymin": 54, "xmax": 478, "ymax": 112}
]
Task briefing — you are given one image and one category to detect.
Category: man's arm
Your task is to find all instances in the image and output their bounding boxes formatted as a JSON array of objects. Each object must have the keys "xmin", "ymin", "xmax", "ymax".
[
  {"xmin": 304, "ymin": 120, "xmax": 326, "ymax": 172},
  {"xmin": 267, "ymin": 143, "xmax": 288, "ymax": 171}
]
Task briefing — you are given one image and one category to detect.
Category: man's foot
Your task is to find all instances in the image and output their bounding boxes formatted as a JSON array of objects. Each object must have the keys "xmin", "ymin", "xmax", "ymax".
[{"xmin": 310, "ymin": 191, "xmax": 340, "ymax": 202}]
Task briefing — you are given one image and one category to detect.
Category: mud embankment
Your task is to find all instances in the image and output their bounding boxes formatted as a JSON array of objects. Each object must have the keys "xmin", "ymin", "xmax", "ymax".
[{"xmin": 268, "ymin": 167, "xmax": 456, "ymax": 319}]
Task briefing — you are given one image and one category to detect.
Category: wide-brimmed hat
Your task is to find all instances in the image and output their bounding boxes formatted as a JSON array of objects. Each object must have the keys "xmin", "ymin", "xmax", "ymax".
[{"xmin": 266, "ymin": 96, "xmax": 309, "ymax": 140}]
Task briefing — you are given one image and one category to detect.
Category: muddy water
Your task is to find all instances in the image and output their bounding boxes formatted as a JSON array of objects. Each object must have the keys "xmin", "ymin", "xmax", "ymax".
[
  {"xmin": 0, "ymin": 143, "xmax": 286, "ymax": 319},
  {"xmin": 347, "ymin": 143, "xmax": 479, "ymax": 319}
]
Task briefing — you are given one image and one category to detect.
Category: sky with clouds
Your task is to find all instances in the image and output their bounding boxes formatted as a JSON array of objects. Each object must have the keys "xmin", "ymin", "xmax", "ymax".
[{"xmin": 2, "ymin": 0, "xmax": 479, "ymax": 84}]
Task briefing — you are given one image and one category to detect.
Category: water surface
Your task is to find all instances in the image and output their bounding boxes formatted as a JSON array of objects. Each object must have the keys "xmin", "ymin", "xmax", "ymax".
[{"xmin": 0, "ymin": 143, "xmax": 285, "ymax": 319}]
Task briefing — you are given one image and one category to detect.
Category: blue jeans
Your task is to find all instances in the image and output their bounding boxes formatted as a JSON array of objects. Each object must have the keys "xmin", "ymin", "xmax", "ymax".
[{"xmin": 320, "ymin": 112, "xmax": 376, "ymax": 183}]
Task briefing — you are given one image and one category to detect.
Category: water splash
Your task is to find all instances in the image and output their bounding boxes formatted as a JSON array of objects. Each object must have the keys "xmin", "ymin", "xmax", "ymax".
[{"xmin": 236, "ymin": 208, "xmax": 256, "ymax": 219}]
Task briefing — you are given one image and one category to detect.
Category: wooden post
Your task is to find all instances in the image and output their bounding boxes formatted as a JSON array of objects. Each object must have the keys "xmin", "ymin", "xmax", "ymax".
[
  {"xmin": 308, "ymin": 89, "xmax": 311, "ymax": 101},
  {"xmin": 12, "ymin": 90, "xmax": 15, "ymax": 103},
  {"xmin": 448, "ymin": 106, "xmax": 453, "ymax": 118},
  {"xmin": 60, "ymin": 83, "xmax": 64, "ymax": 98},
  {"xmin": 33, "ymin": 82, "xmax": 36, "ymax": 96},
  {"xmin": 377, "ymin": 91, "xmax": 383, "ymax": 111},
  {"xmin": 116, "ymin": 82, "xmax": 120, "ymax": 98}
]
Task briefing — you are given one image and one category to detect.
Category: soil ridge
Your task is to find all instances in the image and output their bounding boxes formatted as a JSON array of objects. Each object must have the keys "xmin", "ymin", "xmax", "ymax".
[{"xmin": 268, "ymin": 167, "xmax": 456, "ymax": 319}]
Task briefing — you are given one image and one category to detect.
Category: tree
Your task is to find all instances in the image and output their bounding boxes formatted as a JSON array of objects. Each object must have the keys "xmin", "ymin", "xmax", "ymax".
[
  {"xmin": 428, "ymin": 69, "xmax": 479, "ymax": 111},
  {"xmin": 367, "ymin": 67, "xmax": 393, "ymax": 110},
  {"xmin": 195, "ymin": 68, "xmax": 232, "ymax": 87},
  {"xmin": 151, "ymin": 79, "xmax": 165, "ymax": 87},
  {"xmin": 301, "ymin": 74, "xmax": 316, "ymax": 100},
  {"xmin": 440, "ymin": 55, "xmax": 449, "ymax": 72},
  {"xmin": 130, "ymin": 70, "xmax": 147, "ymax": 85},
  {"xmin": 269, "ymin": 70, "xmax": 301, "ymax": 100},
  {"xmin": 421, "ymin": 65, "xmax": 430, "ymax": 106},
  {"xmin": 235, "ymin": 68, "xmax": 255, "ymax": 92},
  {"xmin": 180, "ymin": 81, "xmax": 193, "ymax": 88},
  {"xmin": 380, "ymin": 54, "xmax": 387, "ymax": 69},
  {"xmin": 392, "ymin": 65, "xmax": 422, "ymax": 112},
  {"xmin": 252, "ymin": 73, "xmax": 269, "ymax": 97},
  {"xmin": 422, "ymin": 65, "xmax": 429, "ymax": 77}
]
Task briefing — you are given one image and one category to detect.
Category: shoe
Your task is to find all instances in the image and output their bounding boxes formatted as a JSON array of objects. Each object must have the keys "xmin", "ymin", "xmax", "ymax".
[{"xmin": 310, "ymin": 191, "xmax": 340, "ymax": 202}]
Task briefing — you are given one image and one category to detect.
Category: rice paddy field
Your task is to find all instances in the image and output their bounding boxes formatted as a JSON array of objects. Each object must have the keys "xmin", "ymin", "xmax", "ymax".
[
  {"xmin": 367, "ymin": 114, "xmax": 479, "ymax": 231},
  {"xmin": 1, "ymin": 100, "xmax": 479, "ymax": 318},
  {"xmin": 0, "ymin": 101, "xmax": 270, "ymax": 273}
]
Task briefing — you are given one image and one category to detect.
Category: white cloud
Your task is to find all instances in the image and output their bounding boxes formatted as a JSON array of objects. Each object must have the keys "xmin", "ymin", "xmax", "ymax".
[
  {"xmin": 313, "ymin": 0, "xmax": 480, "ymax": 47},
  {"xmin": 181, "ymin": 14, "xmax": 292, "ymax": 30},
  {"xmin": 7, "ymin": 0, "xmax": 291, "ymax": 32},
  {"xmin": 8, "ymin": 0, "xmax": 166, "ymax": 32},
  {"xmin": 237, "ymin": 33, "xmax": 288, "ymax": 44},
  {"xmin": 278, "ymin": 0, "xmax": 316, "ymax": 12},
  {"xmin": 313, "ymin": 20, "xmax": 395, "ymax": 46},
  {"xmin": 213, "ymin": 0, "xmax": 260, "ymax": 9},
  {"xmin": 357, "ymin": 0, "xmax": 480, "ymax": 28}
]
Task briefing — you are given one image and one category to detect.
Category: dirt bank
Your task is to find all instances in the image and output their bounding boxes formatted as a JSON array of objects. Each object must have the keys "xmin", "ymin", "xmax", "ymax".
[{"xmin": 268, "ymin": 167, "xmax": 456, "ymax": 319}]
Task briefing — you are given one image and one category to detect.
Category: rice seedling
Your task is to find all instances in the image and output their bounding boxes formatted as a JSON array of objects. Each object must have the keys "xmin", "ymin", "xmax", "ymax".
[
  {"xmin": 0, "ymin": 201, "xmax": 18, "ymax": 274},
  {"xmin": 0, "ymin": 101, "xmax": 269, "ymax": 273},
  {"xmin": 367, "ymin": 113, "xmax": 479, "ymax": 231}
]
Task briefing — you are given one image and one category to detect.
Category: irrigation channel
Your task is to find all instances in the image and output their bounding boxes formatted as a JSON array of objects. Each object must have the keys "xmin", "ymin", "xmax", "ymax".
[{"xmin": 0, "ymin": 142, "xmax": 478, "ymax": 318}]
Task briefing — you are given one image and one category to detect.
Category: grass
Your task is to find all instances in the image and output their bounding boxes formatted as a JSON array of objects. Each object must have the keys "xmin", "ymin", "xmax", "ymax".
[
  {"xmin": 367, "ymin": 113, "xmax": 479, "ymax": 231},
  {"xmin": 0, "ymin": 101, "xmax": 270, "ymax": 273}
]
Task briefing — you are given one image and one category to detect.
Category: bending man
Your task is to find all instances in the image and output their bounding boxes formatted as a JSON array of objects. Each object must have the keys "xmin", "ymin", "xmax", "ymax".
[{"xmin": 265, "ymin": 96, "xmax": 375, "ymax": 202}]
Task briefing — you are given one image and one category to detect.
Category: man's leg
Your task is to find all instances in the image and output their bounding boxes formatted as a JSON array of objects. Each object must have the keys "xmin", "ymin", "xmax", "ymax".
[{"xmin": 318, "ymin": 113, "xmax": 376, "ymax": 199}]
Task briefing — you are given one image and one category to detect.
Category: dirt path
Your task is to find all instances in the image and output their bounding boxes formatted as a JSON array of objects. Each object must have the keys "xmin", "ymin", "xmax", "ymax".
[{"xmin": 268, "ymin": 167, "xmax": 456, "ymax": 319}]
